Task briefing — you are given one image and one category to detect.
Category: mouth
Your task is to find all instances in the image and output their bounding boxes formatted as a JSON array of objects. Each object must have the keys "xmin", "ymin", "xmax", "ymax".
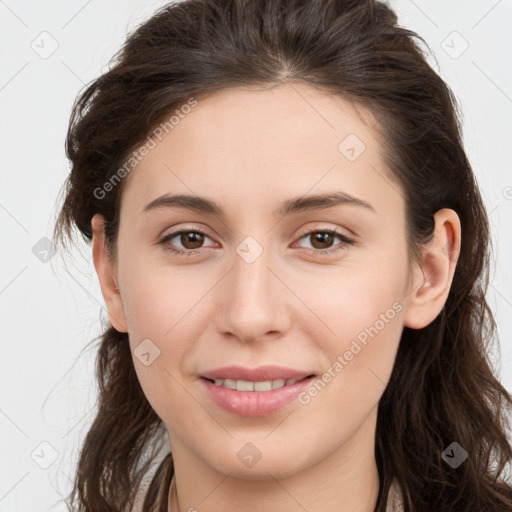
[
  {"xmin": 198, "ymin": 365, "xmax": 317, "ymax": 416},
  {"xmin": 200, "ymin": 374, "xmax": 317, "ymax": 417},
  {"xmin": 201, "ymin": 374, "xmax": 315, "ymax": 392}
]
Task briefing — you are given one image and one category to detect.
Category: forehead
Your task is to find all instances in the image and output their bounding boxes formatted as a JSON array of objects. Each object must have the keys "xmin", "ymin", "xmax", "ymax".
[{"xmin": 120, "ymin": 83, "xmax": 400, "ymax": 218}]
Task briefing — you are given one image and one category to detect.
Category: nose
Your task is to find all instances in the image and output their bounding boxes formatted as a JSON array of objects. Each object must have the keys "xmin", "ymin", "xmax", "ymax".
[{"xmin": 214, "ymin": 242, "xmax": 290, "ymax": 343}]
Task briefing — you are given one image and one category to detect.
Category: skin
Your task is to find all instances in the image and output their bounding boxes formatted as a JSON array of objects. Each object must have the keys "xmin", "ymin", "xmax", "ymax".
[{"xmin": 91, "ymin": 83, "xmax": 461, "ymax": 512}]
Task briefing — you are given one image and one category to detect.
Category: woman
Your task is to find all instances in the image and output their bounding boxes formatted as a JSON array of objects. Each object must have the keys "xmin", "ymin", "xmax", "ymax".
[{"xmin": 53, "ymin": 0, "xmax": 512, "ymax": 510}]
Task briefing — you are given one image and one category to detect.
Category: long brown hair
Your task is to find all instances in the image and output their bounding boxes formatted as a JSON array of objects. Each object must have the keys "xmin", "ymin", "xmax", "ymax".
[{"xmin": 53, "ymin": 0, "xmax": 512, "ymax": 510}]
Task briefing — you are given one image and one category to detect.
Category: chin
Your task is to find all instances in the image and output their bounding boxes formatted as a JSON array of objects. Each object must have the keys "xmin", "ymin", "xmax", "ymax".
[{"xmin": 208, "ymin": 445, "xmax": 309, "ymax": 481}]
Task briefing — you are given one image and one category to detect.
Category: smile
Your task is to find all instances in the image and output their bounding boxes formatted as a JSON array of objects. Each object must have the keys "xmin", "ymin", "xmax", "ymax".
[
  {"xmin": 201, "ymin": 375, "xmax": 316, "ymax": 417},
  {"xmin": 205, "ymin": 377, "xmax": 307, "ymax": 391}
]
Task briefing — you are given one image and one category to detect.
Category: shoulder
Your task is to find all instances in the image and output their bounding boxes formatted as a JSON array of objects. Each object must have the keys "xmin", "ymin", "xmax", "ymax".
[{"xmin": 385, "ymin": 478, "xmax": 404, "ymax": 512}]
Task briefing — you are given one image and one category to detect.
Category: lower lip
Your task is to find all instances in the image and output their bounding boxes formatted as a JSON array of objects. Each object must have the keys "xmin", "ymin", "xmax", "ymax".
[{"xmin": 200, "ymin": 376, "xmax": 315, "ymax": 417}]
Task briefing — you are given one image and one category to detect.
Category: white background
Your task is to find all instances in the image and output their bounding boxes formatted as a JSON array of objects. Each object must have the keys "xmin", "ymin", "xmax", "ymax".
[{"xmin": 1, "ymin": 1, "xmax": 511, "ymax": 510}]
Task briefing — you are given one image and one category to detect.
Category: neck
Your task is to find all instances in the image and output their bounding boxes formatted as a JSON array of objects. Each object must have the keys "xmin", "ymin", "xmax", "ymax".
[{"xmin": 167, "ymin": 407, "xmax": 380, "ymax": 512}]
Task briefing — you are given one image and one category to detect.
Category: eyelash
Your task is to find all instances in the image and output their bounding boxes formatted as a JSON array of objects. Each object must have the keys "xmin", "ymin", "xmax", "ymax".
[{"xmin": 158, "ymin": 228, "xmax": 354, "ymax": 257}]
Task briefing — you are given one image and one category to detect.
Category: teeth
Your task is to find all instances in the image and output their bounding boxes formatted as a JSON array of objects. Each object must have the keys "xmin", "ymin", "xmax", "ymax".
[
  {"xmin": 236, "ymin": 380, "xmax": 254, "ymax": 391},
  {"xmin": 272, "ymin": 379, "xmax": 286, "ymax": 389},
  {"xmin": 211, "ymin": 377, "xmax": 303, "ymax": 391},
  {"xmin": 223, "ymin": 379, "xmax": 237, "ymax": 389},
  {"xmin": 254, "ymin": 380, "xmax": 272, "ymax": 391}
]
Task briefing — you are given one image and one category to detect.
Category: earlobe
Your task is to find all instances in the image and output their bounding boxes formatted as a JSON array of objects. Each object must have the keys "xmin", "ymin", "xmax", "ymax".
[
  {"xmin": 403, "ymin": 208, "xmax": 461, "ymax": 330},
  {"xmin": 91, "ymin": 213, "xmax": 128, "ymax": 333}
]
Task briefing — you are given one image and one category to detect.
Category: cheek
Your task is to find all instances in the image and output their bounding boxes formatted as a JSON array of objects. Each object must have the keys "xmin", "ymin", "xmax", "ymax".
[
  {"xmin": 290, "ymin": 287, "xmax": 404, "ymax": 461},
  {"xmin": 299, "ymin": 257, "xmax": 406, "ymax": 396},
  {"xmin": 118, "ymin": 253, "xmax": 208, "ymax": 340},
  {"xmin": 117, "ymin": 256, "xmax": 217, "ymax": 417}
]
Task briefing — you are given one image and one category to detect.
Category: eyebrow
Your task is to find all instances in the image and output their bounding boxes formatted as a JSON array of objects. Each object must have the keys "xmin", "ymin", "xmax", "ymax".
[{"xmin": 143, "ymin": 191, "xmax": 376, "ymax": 218}]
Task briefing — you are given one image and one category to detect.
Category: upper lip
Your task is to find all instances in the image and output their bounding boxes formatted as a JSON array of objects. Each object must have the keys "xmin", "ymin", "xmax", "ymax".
[{"xmin": 200, "ymin": 365, "xmax": 314, "ymax": 382}]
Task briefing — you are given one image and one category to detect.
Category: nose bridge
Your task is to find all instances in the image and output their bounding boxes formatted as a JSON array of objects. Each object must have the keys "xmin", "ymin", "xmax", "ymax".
[{"xmin": 218, "ymin": 234, "xmax": 286, "ymax": 341}]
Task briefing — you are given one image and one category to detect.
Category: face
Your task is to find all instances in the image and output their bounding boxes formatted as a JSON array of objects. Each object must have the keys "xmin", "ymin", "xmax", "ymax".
[{"xmin": 95, "ymin": 83, "xmax": 421, "ymax": 480}]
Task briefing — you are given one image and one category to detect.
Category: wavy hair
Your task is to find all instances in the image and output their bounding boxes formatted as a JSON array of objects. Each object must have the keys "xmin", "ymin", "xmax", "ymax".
[{"xmin": 53, "ymin": 0, "xmax": 512, "ymax": 510}]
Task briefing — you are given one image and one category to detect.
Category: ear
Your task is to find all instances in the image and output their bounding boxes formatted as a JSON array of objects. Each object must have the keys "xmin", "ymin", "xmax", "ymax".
[
  {"xmin": 403, "ymin": 208, "xmax": 461, "ymax": 329},
  {"xmin": 91, "ymin": 213, "xmax": 128, "ymax": 333}
]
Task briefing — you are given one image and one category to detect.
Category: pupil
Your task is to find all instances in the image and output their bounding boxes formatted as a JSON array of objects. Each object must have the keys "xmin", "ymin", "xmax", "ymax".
[
  {"xmin": 313, "ymin": 232, "xmax": 332, "ymax": 249},
  {"xmin": 183, "ymin": 232, "xmax": 203, "ymax": 249}
]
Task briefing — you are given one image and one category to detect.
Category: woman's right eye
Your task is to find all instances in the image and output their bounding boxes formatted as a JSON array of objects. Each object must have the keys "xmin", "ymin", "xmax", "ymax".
[{"xmin": 158, "ymin": 229, "xmax": 215, "ymax": 256}]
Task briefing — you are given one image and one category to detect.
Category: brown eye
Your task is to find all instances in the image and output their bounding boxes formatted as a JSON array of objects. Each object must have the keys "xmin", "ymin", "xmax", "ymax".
[
  {"xmin": 295, "ymin": 229, "xmax": 354, "ymax": 255},
  {"xmin": 178, "ymin": 231, "xmax": 205, "ymax": 250},
  {"xmin": 309, "ymin": 232, "xmax": 336, "ymax": 250},
  {"xmin": 159, "ymin": 229, "xmax": 215, "ymax": 255}
]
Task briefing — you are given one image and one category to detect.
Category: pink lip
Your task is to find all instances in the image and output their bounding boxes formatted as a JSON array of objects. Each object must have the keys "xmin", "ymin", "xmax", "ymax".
[
  {"xmin": 200, "ymin": 365, "xmax": 312, "ymax": 381},
  {"xmin": 199, "ymin": 365, "xmax": 315, "ymax": 417}
]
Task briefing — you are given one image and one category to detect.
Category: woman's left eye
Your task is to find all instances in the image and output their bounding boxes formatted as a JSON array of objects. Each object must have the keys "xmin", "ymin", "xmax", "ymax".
[
  {"xmin": 294, "ymin": 229, "xmax": 354, "ymax": 254},
  {"xmin": 158, "ymin": 228, "xmax": 354, "ymax": 256}
]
